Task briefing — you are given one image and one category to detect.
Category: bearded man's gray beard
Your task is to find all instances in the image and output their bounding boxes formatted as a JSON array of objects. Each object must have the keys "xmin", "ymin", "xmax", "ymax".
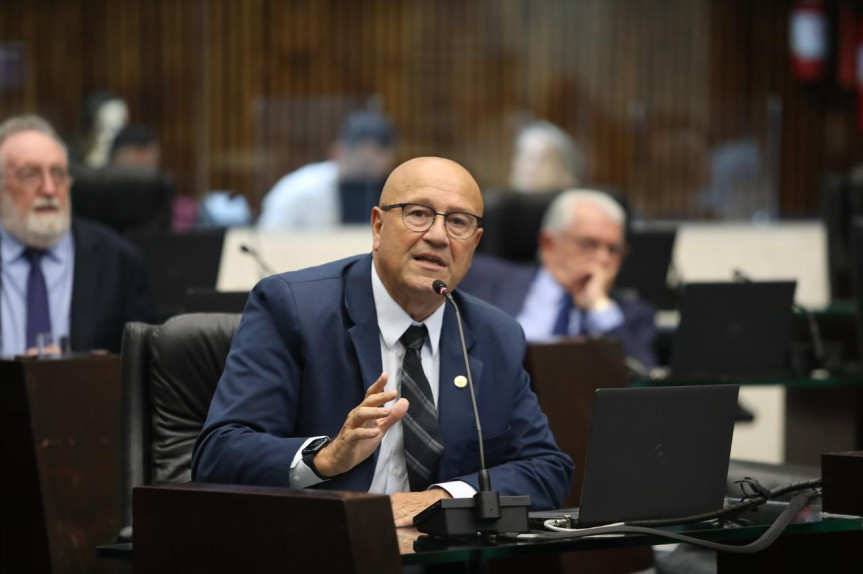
[{"xmin": 0, "ymin": 193, "xmax": 71, "ymax": 249}]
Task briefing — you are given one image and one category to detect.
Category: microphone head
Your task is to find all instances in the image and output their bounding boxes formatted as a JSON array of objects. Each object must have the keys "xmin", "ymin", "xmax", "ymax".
[
  {"xmin": 432, "ymin": 279, "xmax": 448, "ymax": 296},
  {"xmin": 239, "ymin": 244, "xmax": 251, "ymax": 254}
]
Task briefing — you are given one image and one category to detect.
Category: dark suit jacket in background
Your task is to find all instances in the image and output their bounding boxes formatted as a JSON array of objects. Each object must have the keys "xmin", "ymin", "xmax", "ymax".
[
  {"xmin": 192, "ymin": 254, "xmax": 574, "ymax": 511},
  {"xmin": 69, "ymin": 217, "xmax": 155, "ymax": 352},
  {"xmin": 458, "ymin": 254, "xmax": 658, "ymax": 367}
]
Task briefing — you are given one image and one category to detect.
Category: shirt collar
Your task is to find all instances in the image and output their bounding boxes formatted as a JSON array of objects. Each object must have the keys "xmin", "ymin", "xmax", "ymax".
[
  {"xmin": 370, "ymin": 260, "xmax": 444, "ymax": 356},
  {"xmin": 536, "ymin": 266, "xmax": 567, "ymax": 303},
  {"xmin": 0, "ymin": 223, "xmax": 71, "ymax": 263}
]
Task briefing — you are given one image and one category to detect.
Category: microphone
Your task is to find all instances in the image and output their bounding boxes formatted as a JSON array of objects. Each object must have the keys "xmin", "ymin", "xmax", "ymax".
[
  {"xmin": 432, "ymin": 280, "xmax": 492, "ymax": 492},
  {"xmin": 733, "ymin": 268, "xmax": 826, "ymax": 373},
  {"xmin": 412, "ymin": 280, "xmax": 530, "ymax": 538},
  {"xmin": 239, "ymin": 244, "xmax": 276, "ymax": 278}
]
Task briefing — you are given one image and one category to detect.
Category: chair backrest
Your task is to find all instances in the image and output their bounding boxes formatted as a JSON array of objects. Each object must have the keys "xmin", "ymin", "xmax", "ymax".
[
  {"xmin": 119, "ymin": 313, "xmax": 241, "ymax": 527},
  {"xmin": 477, "ymin": 188, "xmax": 632, "ymax": 263},
  {"xmin": 71, "ymin": 166, "xmax": 175, "ymax": 235}
]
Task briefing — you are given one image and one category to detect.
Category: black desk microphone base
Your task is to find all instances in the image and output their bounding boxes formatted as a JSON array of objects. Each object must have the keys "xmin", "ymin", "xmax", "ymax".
[{"xmin": 414, "ymin": 495, "xmax": 531, "ymax": 538}]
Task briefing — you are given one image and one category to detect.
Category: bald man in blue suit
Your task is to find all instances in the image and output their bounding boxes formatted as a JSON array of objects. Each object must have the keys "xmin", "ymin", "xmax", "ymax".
[{"xmin": 192, "ymin": 157, "xmax": 573, "ymax": 525}]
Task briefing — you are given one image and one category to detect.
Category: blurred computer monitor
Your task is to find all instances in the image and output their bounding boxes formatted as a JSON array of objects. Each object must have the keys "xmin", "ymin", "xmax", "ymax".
[
  {"xmin": 129, "ymin": 230, "xmax": 226, "ymax": 322},
  {"xmin": 668, "ymin": 281, "xmax": 797, "ymax": 379},
  {"xmin": 71, "ymin": 166, "xmax": 174, "ymax": 235},
  {"xmin": 823, "ymin": 173, "xmax": 863, "ymax": 302},
  {"xmin": 615, "ymin": 227, "xmax": 678, "ymax": 310}
]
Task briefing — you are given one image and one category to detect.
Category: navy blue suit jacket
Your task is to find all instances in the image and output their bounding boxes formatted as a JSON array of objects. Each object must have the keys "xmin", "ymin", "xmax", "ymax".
[
  {"xmin": 70, "ymin": 217, "xmax": 155, "ymax": 352},
  {"xmin": 191, "ymin": 254, "xmax": 573, "ymax": 510},
  {"xmin": 458, "ymin": 254, "xmax": 658, "ymax": 367}
]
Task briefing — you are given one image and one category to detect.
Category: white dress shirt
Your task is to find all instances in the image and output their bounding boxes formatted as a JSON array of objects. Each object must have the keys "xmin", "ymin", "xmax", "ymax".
[{"xmin": 289, "ymin": 260, "xmax": 475, "ymax": 498}]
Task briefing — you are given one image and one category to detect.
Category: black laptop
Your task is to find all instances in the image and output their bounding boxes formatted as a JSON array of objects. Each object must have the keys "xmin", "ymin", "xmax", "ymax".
[
  {"xmin": 531, "ymin": 384, "xmax": 739, "ymax": 527},
  {"xmin": 666, "ymin": 281, "xmax": 797, "ymax": 380}
]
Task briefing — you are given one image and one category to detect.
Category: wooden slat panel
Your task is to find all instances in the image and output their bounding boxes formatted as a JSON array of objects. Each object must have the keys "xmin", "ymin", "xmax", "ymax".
[{"xmin": 0, "ymin": 0, "xmax": 860, "ymax": 218}]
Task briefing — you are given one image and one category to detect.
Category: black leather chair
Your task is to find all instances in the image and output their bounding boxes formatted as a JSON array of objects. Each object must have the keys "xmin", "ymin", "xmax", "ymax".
[
  {"xmin": 476, "ymin": 187, "xmax": 631, "ymax": 263},
  {"xmin": 118, "ymin": 313, "xmax": 241, "ymax": 540},
  {"xmin": 71, "ymin": 166, "xmax": 175, "ymax": 235}
]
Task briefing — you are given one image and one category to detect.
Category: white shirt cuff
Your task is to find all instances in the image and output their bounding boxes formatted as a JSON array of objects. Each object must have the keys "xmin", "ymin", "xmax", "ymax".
[
  {"xmin": 431, "ymin": 480, "xmax": 477, "ymax": 498},
  {"xmin": 289, "ymin": 436, "xmax": 329, "ymax": 489}
]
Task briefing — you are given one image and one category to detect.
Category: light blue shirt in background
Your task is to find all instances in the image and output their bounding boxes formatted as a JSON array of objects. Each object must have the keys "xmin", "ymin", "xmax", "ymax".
[
  {"xmin": 0, "ymin": 225, "xmax": 74, "ymax": 357},
  {"xmin": 516, "ymin": 266, "xmax": 624, "ymax": 341}
]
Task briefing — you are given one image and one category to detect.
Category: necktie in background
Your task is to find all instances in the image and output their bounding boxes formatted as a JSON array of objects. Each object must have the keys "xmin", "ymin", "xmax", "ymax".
[
  {"xmin": 551, "ymin": 293, "xmax": 574, "ymax": 336},
  {"xmin": 25, "ymin": 248, "xmax": 51, "ymax": 349},
  {"xmin": 399, "ymin": 324, "xmax": 444, "ymax": 491}
]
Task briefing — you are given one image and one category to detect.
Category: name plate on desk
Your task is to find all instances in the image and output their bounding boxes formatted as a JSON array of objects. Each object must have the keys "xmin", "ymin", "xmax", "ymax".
[
  {"xmin": 0, "ymin": 354, "xmax": 122, "ymax": 574},
  {"xmin": 133, "ymin": 483, "xmax": 401, "ymax": 574}
]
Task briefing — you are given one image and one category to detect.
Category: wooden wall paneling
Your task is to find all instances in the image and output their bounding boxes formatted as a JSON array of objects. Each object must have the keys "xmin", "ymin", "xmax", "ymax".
[{"xmin": 2, "ymin": 0, "xmax": 863, "ymax": 218}]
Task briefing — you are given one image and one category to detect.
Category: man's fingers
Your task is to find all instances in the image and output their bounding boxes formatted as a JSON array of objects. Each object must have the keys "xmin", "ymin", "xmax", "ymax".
[
  {"xmin": 365, "ymin": 372, "xmax": 389, "ymax": 396},
  {"xmin": 348, "ymin": 405, "xmax": 393, "ymax": 427},
  {"xmin": 377, "ymin": 398, "xmax": 408, "ymax": 431},
  {"xmin": 394, "ymin": 513, "xmax": 414, "ymax": 528},
  {"xmin": 363, "ymin": 388, "xmax": 398, "ymax": 408},
  {"xmin": 343, "ymin": 426, "xmax": 381, "ymax": 440}
]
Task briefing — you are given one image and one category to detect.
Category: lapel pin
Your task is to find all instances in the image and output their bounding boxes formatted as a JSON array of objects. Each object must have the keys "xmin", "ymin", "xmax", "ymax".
[{"xmin": 454, "ymin": 375, "xmax": 467, "ymax": 388}]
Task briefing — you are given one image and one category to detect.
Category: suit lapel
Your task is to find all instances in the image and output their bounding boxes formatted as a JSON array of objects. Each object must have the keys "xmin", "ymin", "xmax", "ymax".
[
  {"xmin": 437, "ymin": 296, "xmax": 484, "ymax": 475},
  {"xmin": 344, "ymin": 255, "xmax": 383, "ymax": 391},
  {"xmin": 342, "ymin": 256, "xmax": 384, "ymax": 487}
]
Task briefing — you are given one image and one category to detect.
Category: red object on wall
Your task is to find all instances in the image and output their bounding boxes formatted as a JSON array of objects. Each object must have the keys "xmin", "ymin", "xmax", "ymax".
[
  {"xmin": 837, "ymin": 0, "xmax": 857, "ymax": 89},
  {"xmin": 857, "ymin": 18, "xmax": 863, "ymax": 131},
  {"xmin": 790, "ymin": 0, "xmax": 828, "ymax": 82}
]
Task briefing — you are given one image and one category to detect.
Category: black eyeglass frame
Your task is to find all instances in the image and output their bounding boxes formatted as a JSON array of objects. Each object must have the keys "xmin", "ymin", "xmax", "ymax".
[{"xmin": 380, "ymin": 202, "xmax": 484, "ymax": 239}]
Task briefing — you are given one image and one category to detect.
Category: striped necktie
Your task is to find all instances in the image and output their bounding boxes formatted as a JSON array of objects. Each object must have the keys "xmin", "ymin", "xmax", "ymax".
[{"xmin": 399, "ymin": 324, "xmax": 444, "ymax": 491}]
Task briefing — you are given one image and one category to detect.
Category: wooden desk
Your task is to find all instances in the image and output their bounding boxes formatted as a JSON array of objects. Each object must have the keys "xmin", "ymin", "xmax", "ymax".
[
  {"xmin": 0, "ymin": 354, "xmax": 122, "ymax": 574},
  {"xmin": 127, "ymin": 483, "xmax": 863, "ymax": 573}
]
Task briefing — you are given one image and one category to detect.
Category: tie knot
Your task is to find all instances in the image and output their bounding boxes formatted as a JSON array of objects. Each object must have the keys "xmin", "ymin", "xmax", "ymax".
[
  {"xmin": 400, "ymin": 324, "xmax": 427, "ymax": 351},
  {"xmin": 24, "ymin": 248, "xmax": 47, "ymax": 264}
]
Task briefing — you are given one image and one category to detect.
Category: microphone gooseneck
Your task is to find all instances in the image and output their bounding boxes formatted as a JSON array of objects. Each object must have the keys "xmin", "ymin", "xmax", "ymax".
[
  {"xmin": 239, "ymin": 243, "xmax": 276, "ymax": 278},
  {"xmin": 412, "ymin": 280, "xmax": 530, "ymax": 537},
  {"xmin": 433, "ymin": 280, "xmax": 491, "ymax": 492}
]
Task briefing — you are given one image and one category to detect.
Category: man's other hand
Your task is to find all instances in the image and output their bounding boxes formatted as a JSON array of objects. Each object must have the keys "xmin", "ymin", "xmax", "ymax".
[{"xmin": 391, "ymin": 488, "xmax": 452, "ymax": 527}]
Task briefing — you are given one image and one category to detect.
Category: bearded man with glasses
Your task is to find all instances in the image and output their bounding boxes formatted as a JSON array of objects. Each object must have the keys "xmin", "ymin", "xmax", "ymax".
[
  {"xmin": 194, "ymin": 156, "xmax": 573, "ymax": 526},
  {"xmin": 0, "ymin": 114, "xmax": 154, "ymax": 357}
]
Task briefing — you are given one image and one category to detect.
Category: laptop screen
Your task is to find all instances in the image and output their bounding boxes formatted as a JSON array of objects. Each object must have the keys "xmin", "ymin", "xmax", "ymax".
[
  {"xmin": 577, "ymin": 384, "xmax": 739, "ymax": 526},
  {"xmin": 669, "ymin": 281, "xmax": 797, "ymax": 379}
]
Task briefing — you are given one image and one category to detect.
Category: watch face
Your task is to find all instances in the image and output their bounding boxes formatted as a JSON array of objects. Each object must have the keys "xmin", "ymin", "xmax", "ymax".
[{"xmin": 303, "ymin": 437, "xmax": 329, "ymax": 455}]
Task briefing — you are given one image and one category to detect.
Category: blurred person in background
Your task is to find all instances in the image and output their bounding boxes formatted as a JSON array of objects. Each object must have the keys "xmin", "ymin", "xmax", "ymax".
[
  {"xmin": 459, "ymin": 189, "xmax": 657, "ymax": 368},
  {"xmin": 509, "ymin": 120, "xmax": 585, "ymax": 194},
  {"xmin": 109, "ymin": 124, "xmax": 161, "ymax": 172},
  {"xmin": 0, "ymin": 114, "xmax": 154, "ymax": 356},
  {"xmin": 68, "ymin": 90, "xmax": 130, "ymax": 169},
  {"xmin": 258, "ymin": 111, "xmax": 396, "ymax": 229}
]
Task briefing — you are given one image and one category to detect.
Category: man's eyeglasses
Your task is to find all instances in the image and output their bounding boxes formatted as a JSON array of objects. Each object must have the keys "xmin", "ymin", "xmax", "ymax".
[
  {"xmin": 561, "ymin": 234, "xmax": 628, "ymax": 259},
  {"xmin": 10, "ymin": 165, "xmax": 73, "ymax": 189},
  {"xmin": 380, "ymin": 203, "xmax": 483, "ymax": 240}
]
